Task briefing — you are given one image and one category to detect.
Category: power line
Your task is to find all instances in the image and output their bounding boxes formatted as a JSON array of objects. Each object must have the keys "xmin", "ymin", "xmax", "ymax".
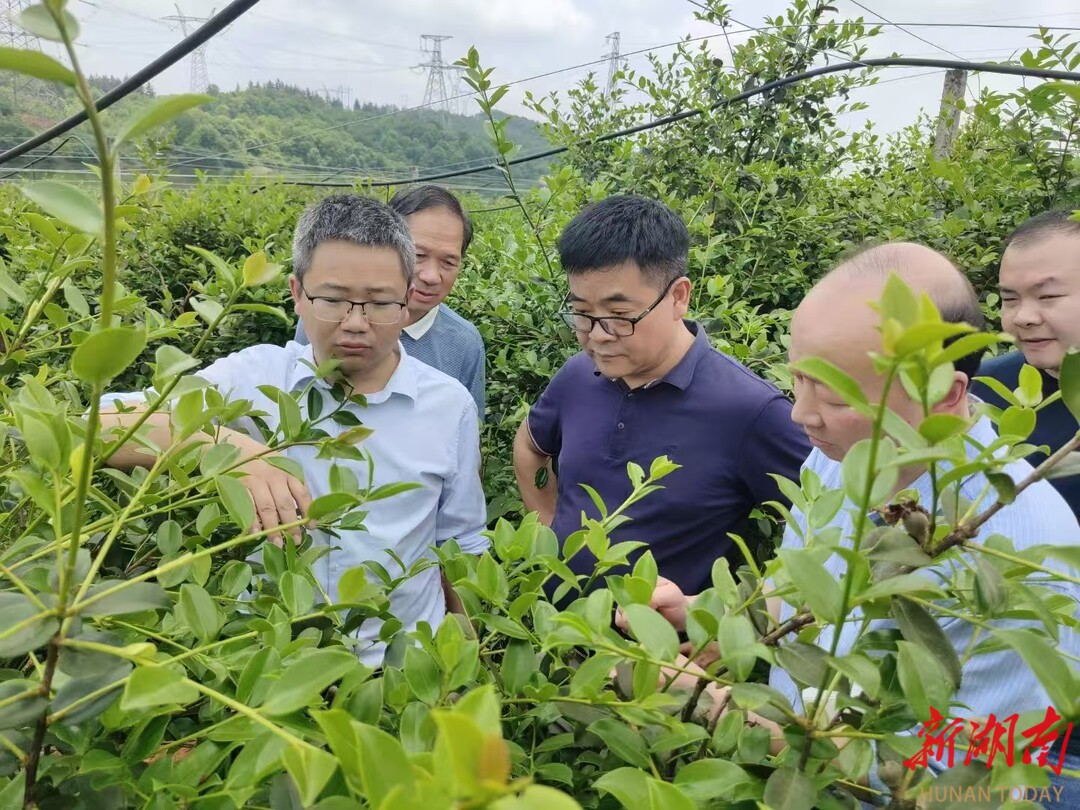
[
  {"xmin": 847, "ymin": 1, "xmax": 967, "ymax": 62},
  {"xmin": 167, "ymin": 29, "xmax": 741, "ymax": 168},
  {"xmin": 0, "ymin": 0, "xmax": 263, "ymax": 167},
  {"xmin": 279, "ymin": 57, "xmax": 1080, "ymax": 190}
]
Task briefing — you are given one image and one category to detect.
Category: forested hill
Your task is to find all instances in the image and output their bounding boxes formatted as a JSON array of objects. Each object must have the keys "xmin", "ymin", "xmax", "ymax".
[{"xmin": 0, "ymin": 77, "xmax": 553, "ymax": 185}]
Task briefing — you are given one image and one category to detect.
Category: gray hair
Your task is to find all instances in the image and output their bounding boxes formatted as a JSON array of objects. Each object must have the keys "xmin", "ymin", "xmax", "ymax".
[{"xmin": 292, "ymin": 194, "xmax": 415, "ymax": 286}]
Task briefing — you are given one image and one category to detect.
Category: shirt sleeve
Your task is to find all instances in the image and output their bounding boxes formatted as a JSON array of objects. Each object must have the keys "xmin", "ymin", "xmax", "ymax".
[
  {"xmin": 436, "ymin": 398, "xmax": 489, "ymax": 554},
  {"xmin": 461, "ymin": 334, "xmax": 486, "ymax": 422},
  {"xmin": 739, "ymin": 395, "xmax": 813, "ymax": 508},
  {"xmin": 526, "ymin": 366, "xmax": 569, "ymax": 458},
  {"xmin": 99, "ymin": 349, "xmax": 251, "ymax": 410}
]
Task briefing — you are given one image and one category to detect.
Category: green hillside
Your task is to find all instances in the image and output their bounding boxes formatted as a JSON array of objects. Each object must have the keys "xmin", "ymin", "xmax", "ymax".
[{"xmin": 0, "ymin": 76, "xmax": 552, "ymax": 188}]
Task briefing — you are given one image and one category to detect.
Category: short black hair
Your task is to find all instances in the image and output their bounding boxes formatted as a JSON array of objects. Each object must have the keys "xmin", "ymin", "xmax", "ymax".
[
  {"xmin": 388, "ymin": 185, "xmax": 473, "ymax": 255},
  {"xmin": 1003, "ymin": 209, "xmax": 1080, "ymax": 251},
  {"xmin": 557, "ymin": 194, "xmax": 690, "ymax": 288}
]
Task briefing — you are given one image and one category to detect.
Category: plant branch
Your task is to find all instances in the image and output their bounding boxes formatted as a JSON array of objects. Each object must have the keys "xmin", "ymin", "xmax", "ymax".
[{"xmin": 930, "ymin": 431, "xmax": 1080, "ymax": 556}]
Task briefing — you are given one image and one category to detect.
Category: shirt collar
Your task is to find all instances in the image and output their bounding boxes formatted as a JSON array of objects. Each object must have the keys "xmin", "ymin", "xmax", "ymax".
[
  {"xmin": 402, "ymin": 305, "xmax": 440, "ymax": 340},
  {"xmin": 656, "ymin": 320, "xmax": 710, "ymax": 390},
  {"xmin": 597, "ymin": 320, "xmax": 709, "ymax": 391},
  {"xmin": 285, "ymin": 341, "xmax": 418, "ymax": 403}
]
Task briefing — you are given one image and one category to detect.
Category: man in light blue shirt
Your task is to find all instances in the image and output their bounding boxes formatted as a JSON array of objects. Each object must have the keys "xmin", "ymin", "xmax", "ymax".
[
  {"xmin": 778, "ymin": 242, "xmax": 1079, "ymax": 801},
  {"xmin": 102, "ymin": 194, "xmax": 488, "ymax": 665},
  {"xmin": 295, "ymin": 186, "xmax": 486, "ymax": 419}
]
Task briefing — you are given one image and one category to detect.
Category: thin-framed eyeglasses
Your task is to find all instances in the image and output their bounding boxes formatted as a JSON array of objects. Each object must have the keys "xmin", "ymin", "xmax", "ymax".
[
  {"xmin": 559, "ymin": 277, "xmax": 679, "ymax": 337},
  {"xmin": 301, "ymin": 285, "xmax": 408, "ymax": 325}
]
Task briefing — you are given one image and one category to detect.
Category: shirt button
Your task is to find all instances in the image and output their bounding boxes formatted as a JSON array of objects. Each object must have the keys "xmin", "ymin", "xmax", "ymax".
[
  {"xmin": 627, "ymin": 393, "xmax": 634, "ymax": 399},
  {"xmin": 617, "ymin": 422, "xmax": 625, "ymax": 430}
]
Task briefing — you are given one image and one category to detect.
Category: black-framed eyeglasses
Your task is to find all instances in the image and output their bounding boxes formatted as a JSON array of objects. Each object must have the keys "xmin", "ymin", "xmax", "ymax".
[
  {"xmin": 301, "ymin": 285, "xmax": 408, "ymax": 325},
  {"xmin": 559, "ymin": 277, "xmax": 679, "ymax": 337}
]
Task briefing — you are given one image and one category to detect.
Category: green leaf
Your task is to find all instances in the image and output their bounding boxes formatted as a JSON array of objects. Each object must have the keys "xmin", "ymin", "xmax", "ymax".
[
  {"xmin": 1017, "ymin": 363, "xmax": 1043, "ymax": 407},
  {"xmin": 595, "ymin": 769, "xmax": 651, "ymax": 810},
  {"xmin": 404, "ymin": 644, "xmax": 441, "ymax": 705},
  {"xmin": 241, "ymin": 250, "xmax": 283, "ymax": 287},
  {"xmin": 266, "ymin": 455, "xmax": 306, "ymax": 483},
  {"xmin": 825, "ymin": 653, "xmax": 881, "ymax": 699},
  {"xmin": 791, "ymin": 357, "xmax": 868, "ymax": 409},
  {"xmin": 0, "ymin": 680, "xmax": 47, "ymax": 731},
  {"xmin": 282, "ymin": 744, "xmax": 338, "ymax": 807},
  {"xmin": 890, "ymin": 596, "xmax": 962, "ymax": 689},
  {"xmin": 353, "ymin": 722, "xmax": 415, "ymax": 806},
  {"xmin": 78, "ymin": 581, "xmax": 168, "ymax": 617},
  {"xmin": 218, "ymin": 561, "xmax": 252, "ymax": 599},
  {"xmin": 71, "ymin": 327, "xmax": 147, "ymax": 385},
  {"xmin": 490, "ymin": 785, "xmax": 582, "ymax": 810},
  {"xmin": 992, "ymin": 628, "xmax": 1077, "ymax": 713},
  {"xmin": 841, "ymin": 437, "xmax": 898, "ymax": 508},
  {"xmin": 153, "ymin": 345, "xmax": 199, "ymax": 385},
  {"xmin": 672, "ymin": 759, "xmax": 751, "ymax": 803},
  {"xmin": 763, "ymin": 767, "xmax": 816, "ymax": 810},
  {"xmin": 499, "ymin": 638, "xmax": 534, "ymax": 696},
  {"xmin": 50, "ymin": 661, "xmax": 130, "ymax": 726},
  {"xmin": 717, "ymin": 614, "xmax": 759, "ymax": 682},
  {"xmin": 308, "ymin": 492, "xmax": 361, "ymax": 521},
  {"xmin": 121, "ymin": 666, "xmax": 199, "ymax": 711},
  {"xmin": 998, "ymin": 405, "xmax": 1036, "ymax": 439},
  {"xmin": 860, "ymin": 573, "xmax": 943, "ymax": 601},
  {"xmin": 1059, "ymin": 350, "xmax": 1080, "ymax": 422},
  {"xmin": 188, "ymin": 245, "xmax": 238, "ymax": 287},
  {"xmin": 21, "ymin": 180, "xmax": 101, "ymax": 233},
  {"xmin": 917, "ymin": 413, "xmax": 970, "ymax": 443},
  {"xmin": 14, "ymin": 5, "xmax": 79, "ymax": 41},
  {"xmin": 621, "ymin": 603, "xmax": 679, "ymax": 661},
  {"xmin": 774, "ymin": 642, "xmax": 828, "ymax": 688},
  {"xmin": 216, "ymin": 474, "xmax": 255, "ymax": 531},
  {"xmin": 177, "ymin": 584, "xmax": 223, "ymax": 644},
  {"xmin": 879, "ymin": 273, "xmax": 920, "ymax": 327},
  {"xmin": 279, "ymin": 572, "xmax": 313, "ymax": 615},
  {"xmin": 587, "ymin": 718, "xmax": 652, "ymax": 769},
  {"xmin": 19, "ymin": 414, "xmax": 61, "ymax": 471},
  {"xmin": 778, "ymin": 548, "xmax": 843, "ymax": 624},
  {"xmin": 897, "ymin": 640, "xmax": 951, "ymax": 721},
  {"xmin": 262, "ymin": 648, "xmax": 359, "ymax": 716},
  {"xmin": 0, "ymin": 46, "xmax": 75, "ymax": 85},
  {"xmin": 114, "ymin": 93, "xmax": 211, "ymax": 146}
]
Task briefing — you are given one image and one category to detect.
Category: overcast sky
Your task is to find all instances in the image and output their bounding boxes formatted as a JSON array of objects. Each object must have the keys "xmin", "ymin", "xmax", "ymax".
[{"xmin": 52, "ymin": 0, "xmax": 1080, "ymax": 136}]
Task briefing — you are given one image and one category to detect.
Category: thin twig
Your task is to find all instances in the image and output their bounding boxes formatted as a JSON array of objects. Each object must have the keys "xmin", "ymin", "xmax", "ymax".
[{"xmin": 930, "ymin": 432, "xmax": 1080, "ymax": 555}]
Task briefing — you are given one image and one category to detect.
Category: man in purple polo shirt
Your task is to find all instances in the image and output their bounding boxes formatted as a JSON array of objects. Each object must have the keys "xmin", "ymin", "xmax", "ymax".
[{"xmin": 513, "ymin": 195, "xmax": 811, "ymax": 598}]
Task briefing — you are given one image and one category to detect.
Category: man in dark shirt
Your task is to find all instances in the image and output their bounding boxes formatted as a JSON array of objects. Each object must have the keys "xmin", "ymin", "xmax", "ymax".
[
  {"xmin": 512, "ymin": 195, "xmax": 811, "ymax": 599},
  {"xmin": 971, "ymin": 210, "xmax": 1080, "ymax": 516}
]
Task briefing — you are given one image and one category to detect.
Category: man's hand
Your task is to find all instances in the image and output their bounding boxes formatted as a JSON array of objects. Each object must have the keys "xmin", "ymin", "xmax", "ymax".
[
  {"xmin": 234, "ymin": 440, "xmax": 312, "ymax": 545},
  {"xmin": 615, "ymin": 576, "xmax": 693, "ymax": 634}
]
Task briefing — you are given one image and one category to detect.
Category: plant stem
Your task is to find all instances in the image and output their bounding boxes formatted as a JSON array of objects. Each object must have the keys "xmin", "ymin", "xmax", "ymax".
[
  {"xmin": 801, "ymin": 364, "xmax": 898, "ymax": 772},
  {"xmin": 931, "ymin": 431, "xmax": 1080, "ymax": 555}
]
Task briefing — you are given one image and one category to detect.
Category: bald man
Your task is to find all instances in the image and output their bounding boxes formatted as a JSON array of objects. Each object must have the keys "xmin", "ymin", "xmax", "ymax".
[
  {"xmin": 785, "ymin": 243, "xmax": 1079, "ymax": 794},
  {"xmin": 630, "ymin": 243, "xmax": 1080, "ymax": 801}
]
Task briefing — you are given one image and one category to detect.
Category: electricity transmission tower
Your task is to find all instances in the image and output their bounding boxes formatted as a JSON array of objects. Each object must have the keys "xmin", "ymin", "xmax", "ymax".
[
  {"xmin": 1, "ymin": 0, "xmax": 63, "ymax": 108},
  {"xmin": 417, "ymin": 34, "xmax": 457, "ymax": 114},
  {"xmin": 320, "ymin": 84, "xmax": 352, "ymax": 108},
  {"xmin": 0, "ymin": 0, "xmax": 35, "ymax": 50},
  {"xmin": 603, "ymin": 32, "xmax": 625, "ymax": 98},
  {"xmin": 163, "ymin": 5, "xmax": 215, "ymax": 93}
]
